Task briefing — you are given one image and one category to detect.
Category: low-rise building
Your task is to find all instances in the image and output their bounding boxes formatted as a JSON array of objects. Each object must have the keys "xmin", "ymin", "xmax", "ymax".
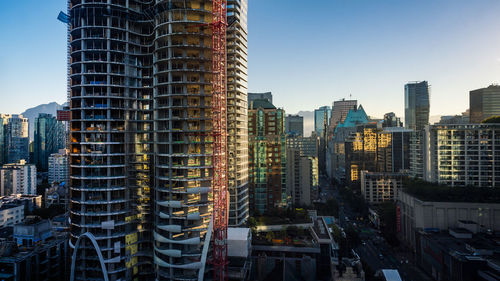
[
  {"xmin": 0, "ymin": 204, "xmax": 23, "ymax": 227},
  {"xmin": 0, "ymin": 160, "xmax": 36, "ymax": 196},
  {"xmin": 361, "ymin": 171, "xmax": 405, "ymax": 204},
  {"xmin": 415, "ymin": 229, "xmax": 500, "ymax": 281},
  {"xmin": 397, "ymin": 189, "xmax": 500, "ymax": 248},
  {"xmin": 0, "ymin": 217, "xmax": 69, "ymax": 281},
  {"xmin": 227, "ymin": 228, "xmax": 252, "ymax": 281},
  {"xmin": 1, "ymin": 194, "xmax": 42, "ymax": 213},
  {"xmin": 250, "ymin": 215, "xmax": 340, "ymax": 281}
]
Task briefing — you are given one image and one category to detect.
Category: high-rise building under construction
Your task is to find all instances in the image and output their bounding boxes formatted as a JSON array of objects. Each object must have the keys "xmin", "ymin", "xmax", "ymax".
[{"xmin": 66, "ymin": 1, "xmax": 248, "ymax": 280}]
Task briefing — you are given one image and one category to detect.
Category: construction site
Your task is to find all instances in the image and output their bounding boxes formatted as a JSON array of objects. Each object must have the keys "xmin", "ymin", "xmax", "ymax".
[{"xmin": 65, "ymin": 0, "xmax": 248, "ymax": 280}]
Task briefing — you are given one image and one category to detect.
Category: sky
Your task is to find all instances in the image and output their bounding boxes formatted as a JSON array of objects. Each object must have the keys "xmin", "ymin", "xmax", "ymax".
[{"xmin": 1, "ymin": 0, "xmax": 500, "ymax": 118}]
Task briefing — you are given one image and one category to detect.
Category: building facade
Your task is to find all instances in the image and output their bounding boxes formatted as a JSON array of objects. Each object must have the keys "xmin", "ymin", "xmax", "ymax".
[
  {"xmin": 329, "ymin": 99, "xmax": 357, "ymax": 134},
  {"xmin": 248, "ymin": 92, "xmax": 272, "ymax": 104},
  {"xmin": 0, "ymin": 114, "xmax": 29, "ymax": 164},
  {"xmin": 424, "ymin": 124, "xmax": 500, "ymax": 187},
  {"xmin": 314, "ymin": 106, "xmax": 331, "ymax": 137},
  {"xmin": 397, "ymin": 190, "xmax": 500, "ymax": 248},
  {"xmin": 34, "ymin": 113, "xmax": 66, "ymax": 171},
  {"xmin": 285, "ymin": 114, "xmax": 304, "ymax": 137},
  {"xmin": 286, "ymin": 148, "xmax": 318, "ymax": 207},
  {"xmin": 48, "ymin": 149, "xmax": 69, "ymax": 184},
  {"xmin": 0, "ymin": 160, "xmax": 36, "ymax": 196},
  {"xmin": 470, "ymin": 85, "xmax": 500, "ymax": 123},
  {"xmin": 248, "ymin": 99, "xmax": 286, "ymax": 214},
  {"xmin": 382, "ymin": 112, "xmax": 403, "ymax": 128},
  {"xmin": 360, "ymin": 171, "xmax": 405, "ymax": 204},
  {"xmin": 67, "ymin": 1, "xmax": 249, "ymax": 280},
  {"xmin": 0, "ymin": 204, "xmax": 24, "ymax": 227},
  {"xmin": 405, "ymin": 81, "xmax": 430, "ymax": 131},
  {"xmin": 0, "ymin": 218, "xmax": 69, "ymax": 281},
  {"xmin": 227, "ymin": 0, "xmax": 249, "ymax": 226}
]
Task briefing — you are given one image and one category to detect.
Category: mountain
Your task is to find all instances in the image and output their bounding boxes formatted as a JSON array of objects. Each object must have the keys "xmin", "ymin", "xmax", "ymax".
[
  {"xmin": 21, "ymin": 102, "xmax": 66, "ymax": 140},
  {"xmin": 296, "ymin": 111, "xmax": 314, "ymax": 137}
]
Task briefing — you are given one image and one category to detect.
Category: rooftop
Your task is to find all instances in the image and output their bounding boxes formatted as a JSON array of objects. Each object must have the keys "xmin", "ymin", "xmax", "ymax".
[
  {"xmin": 249, "ymin": 99, "xmax": 276, "ymax": 110},
  {"xmin": 402, "ymin": 179, "xmax": 500, "ymax": 203}
]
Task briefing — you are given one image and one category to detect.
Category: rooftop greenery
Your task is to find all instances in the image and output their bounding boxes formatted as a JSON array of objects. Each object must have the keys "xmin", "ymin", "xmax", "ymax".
[
  {"xmin": 402, "ymin": 179, "xmax": 500, "ymax": 203},
  {"xmin": 481, "ymin": 116, "xmax": 500, "ymax": 123}
]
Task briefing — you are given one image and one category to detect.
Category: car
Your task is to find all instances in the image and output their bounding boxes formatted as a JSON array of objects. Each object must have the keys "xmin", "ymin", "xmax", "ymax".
[
  {"xmin": 378, "ymin": 254, "xmax": 384, "ymax": 260},
  {"xmin": 362, "ymin": 241, "xmax": 366, "ymax": 246}
]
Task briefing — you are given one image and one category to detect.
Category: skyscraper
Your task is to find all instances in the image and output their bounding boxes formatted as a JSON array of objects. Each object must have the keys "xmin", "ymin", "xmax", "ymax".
[
  {"xmin": 285, "ymin": 114, "xmax": 304, "ymax": 137},
  {"xmin": 67, "ymin": 1, "xmax": 248, "ymax": 280},
  {"xmin": 227, "ymin": 0, "xmax": 249, "ymax": 226},
  {"xmin": 330, "ymin": 99, "xmax": 357, "ymax": 131},
  {"xmin": 0, "ymin": 114, "xmax": 29, "ymax": 164},
  {"xmin": 33, "ymin": 113, "xmax": 66, "ymax": 171},
  {"xmin": 314, "ymin": 106, "xmax": 331, "ymax": 136},
  {"xmin": 248, "ymin": 99, "xmax": 286, "ymax": 214},
  {"xmin": 405, "ymin": 81, "xmax": 430, "ymax": 179},
  {"xmin": 405, "ymin": 81, "xmax": 430, "ymax": 131},
  {"xmin": 470, "ymin": 85, "xmax": 500, "ymax": 123}
]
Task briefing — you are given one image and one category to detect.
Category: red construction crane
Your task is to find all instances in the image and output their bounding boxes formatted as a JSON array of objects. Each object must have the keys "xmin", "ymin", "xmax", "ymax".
[{"xmin": 211, "ymin": 1, "xmax": 228, "ymax": 280}]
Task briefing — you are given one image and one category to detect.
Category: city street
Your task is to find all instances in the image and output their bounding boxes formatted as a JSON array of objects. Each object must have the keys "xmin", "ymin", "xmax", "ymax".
[{"xmin": 319, "ymin": 174, "xmax": 432, "ymax": 281}]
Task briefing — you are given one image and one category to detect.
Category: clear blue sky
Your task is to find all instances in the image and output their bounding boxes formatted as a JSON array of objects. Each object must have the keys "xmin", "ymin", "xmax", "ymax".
[{"xmin": 1, "ymin": 0, "xmax": 500, "ymax": 118}]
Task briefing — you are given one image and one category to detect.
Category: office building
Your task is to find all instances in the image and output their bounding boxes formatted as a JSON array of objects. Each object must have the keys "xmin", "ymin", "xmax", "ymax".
[
  {"xmin": 405, "ymin": 81, "xmax": 430, "ymax": 131},
  {"xmin": 314, "ymin": 106, "xmax": 331, "ymax": 136},
  {"xmin": 345, "ymin": 124, "xmax": 411, "ymax": 185},
  {"xmin": 286, "ymin": 147, "xmax": 318, "ymax": 206},
  {"xmin": 248, "ymin": 99, "xmax": 286, "ymax": 214},
  {"xmin": 285, "ymin": 114, "xmax": 304, "ymax": 137},
  {"xmin": 67, "ymin": 1, "xmax": 249, "ymax": 280},
  {"xmin": 33, "ymin": 114, "xmax": 66, "ymax": 171},
  {"xmin": 382, "ymin": 112, "xmax": 403, "ymax": 127},
  {"xmin": 382, "ymin": 127, "xmax": 412, "ymax": 173},
  {"xmin": 326, "ymin": 105, "xmax": 369, "ymax": 180},
  {"xmin": 227, "ymin": 0, "xmax": 249, "ymax": 226},
  {"xmin": 360, "ymin": 171, "xmax": 405, "ymax": 204},
  {"xmin": 0, "ymin": 218, "xmax": 69, "ymax": 281},
  {"xmin": 0, "ymin": 194, "xmax": 42, "ymax": 214},
  {"xmin": 286, "ymin": 135, "xmax": 318, "ymax": 157},
  {"xmin": 470, "ymin": 85, "xmax": 500, "ymax": 123},
  {"xmin": 424, "ymin": 124, "xmax": 500, "ymax": 187},
  {"xmin": 329, "ymin": 99, "xmax": 357, "ymax": 133},
  {"xmin": 248, "ymin": 92, "xmax": 272, "ymax": 104},
  {"xmin": 0, "ymin": 160, "xmax": 36, "ymax": 196},
  {"xmin": 345, "ymin": 124, "xmax": 391, "ymax": 184},
  {"xmin": 405, "ymin": 81, "xmax": 430, "ymax": 179},
  {"xmin": 48, "ymin": 149, "xmax": 69, "ymax": 184},
  {"xmin": 0, "ymin": 114, "xmax": 29, "ymax": 164}
]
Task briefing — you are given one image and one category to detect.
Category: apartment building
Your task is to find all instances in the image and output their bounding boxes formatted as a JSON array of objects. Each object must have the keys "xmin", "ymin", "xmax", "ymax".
[
  {"xmin": 424, "ymin": 124, "xmax": 500, "ymax": 187},
  {"xmin": 0, "ymin": 160, "xmax": 36, "ymax": 196},
  {"xmin": 248, "ymin": 99, "xmax": 286, "ymax": 214},
  {"xmin": 67, "ymin": 1, "xmax": 249, "ymax": 280},
  {"xmin": 48, "ymin": 149, "xmax": 69, "ymax": 184}
]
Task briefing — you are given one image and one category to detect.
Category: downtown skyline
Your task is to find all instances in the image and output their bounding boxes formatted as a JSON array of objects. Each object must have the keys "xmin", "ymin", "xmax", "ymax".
[{"xmin": 1, "ymin": 0, "xmax": 500, "ymax": 118}]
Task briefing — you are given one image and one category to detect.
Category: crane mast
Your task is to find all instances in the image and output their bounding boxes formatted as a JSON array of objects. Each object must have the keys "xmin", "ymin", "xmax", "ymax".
[{"xmin": 211, "ymin": 0, "xmax": 228, "ymax": 280}]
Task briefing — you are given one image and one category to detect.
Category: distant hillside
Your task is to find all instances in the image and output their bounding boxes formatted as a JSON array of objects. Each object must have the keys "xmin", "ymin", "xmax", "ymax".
[
  {"xmin": 21, "ymin": 102, "xmax": 66, "ymax": 140},
  {"xmin": 296, "ymin": 111, "xmax": 314, "ymax": 137}
]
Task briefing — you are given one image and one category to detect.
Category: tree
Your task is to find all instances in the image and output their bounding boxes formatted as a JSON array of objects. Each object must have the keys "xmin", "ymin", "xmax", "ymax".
[
  {"xmin": 265, "ymin": 231, "xmax": 275, "ymax": 241},
  {"xmin": 482, "ymin": 115, "xmax": 500, "ymax": 124},
  {"xmin": 378, "ymin": 202, "xmax": 399, "ymax": 246}
]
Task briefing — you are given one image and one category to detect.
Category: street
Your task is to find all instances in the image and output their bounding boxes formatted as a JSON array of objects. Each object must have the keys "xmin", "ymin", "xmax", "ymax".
[{"xmin": 318, "ymin": 174, "xmax": 432, "ymax": 281}]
